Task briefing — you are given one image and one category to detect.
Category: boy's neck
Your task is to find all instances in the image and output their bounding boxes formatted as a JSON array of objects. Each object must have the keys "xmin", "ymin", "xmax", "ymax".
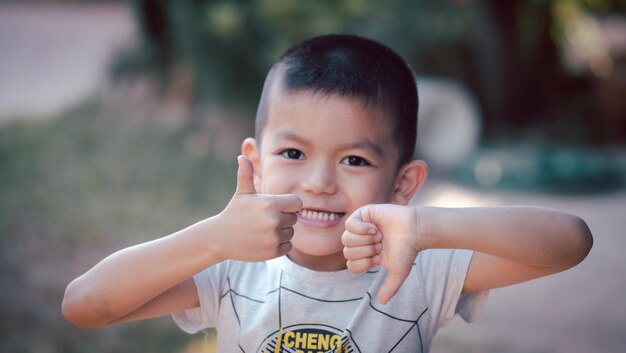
[{"xmin": 287, "ymin": 250, "xmax": 347, "ymax": 272}]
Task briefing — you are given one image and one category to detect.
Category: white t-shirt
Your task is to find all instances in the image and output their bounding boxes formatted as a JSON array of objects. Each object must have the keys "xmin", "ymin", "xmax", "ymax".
[{"xmin": 173, "ymin": 249, "xmax": 488, "ymax": 353}]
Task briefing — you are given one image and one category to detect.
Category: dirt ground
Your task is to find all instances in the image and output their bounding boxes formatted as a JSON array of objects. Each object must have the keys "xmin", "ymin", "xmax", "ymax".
[{"xmin": 416, "ymin": 179, "xmax": 626, "ymax": 353}]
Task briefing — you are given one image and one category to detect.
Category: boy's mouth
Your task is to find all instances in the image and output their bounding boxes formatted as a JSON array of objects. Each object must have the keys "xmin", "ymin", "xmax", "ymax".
[{"xmin": 297, "ymin": 208, "xmax": 346, "ymax": 227}]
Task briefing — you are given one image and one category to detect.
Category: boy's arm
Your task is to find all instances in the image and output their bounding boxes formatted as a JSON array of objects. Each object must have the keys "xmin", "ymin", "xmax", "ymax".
[
  {"xmin": 107, "ymin": 277, "xmax": 199, "ymax": 325},
  {"xmin": 62, "ymin": 156, "xmax": 302, "ymax": 327},
  {"xmin": 342, "ymin": 205, "xmax": 593, "ymax": 304},
  {"xmin": 62, "ymin": 219, "xmax": 218, "ymax": 327},
  {"xmin": 424, "ymin": 206, "xmax": 593, "ymax": 293}
]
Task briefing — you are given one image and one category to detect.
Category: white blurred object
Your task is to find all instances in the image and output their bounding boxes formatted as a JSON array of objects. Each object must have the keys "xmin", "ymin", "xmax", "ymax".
[
  {"xmin": 415, "ymin": 77, "xmax": 481, "ymax": 171},
  {"xmin": 474, "ymin": 156, "xmax": 502, "ymax": 188}
]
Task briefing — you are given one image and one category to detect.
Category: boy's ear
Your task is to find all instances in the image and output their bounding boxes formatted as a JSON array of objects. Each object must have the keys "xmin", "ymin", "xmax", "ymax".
[
  {"xmin": 241, "ymin": 137, "xmax": 262, "ymax": 191},
  {"xmin": 391, "ymin": 160, "xmax": 428, "ymax": 205}
]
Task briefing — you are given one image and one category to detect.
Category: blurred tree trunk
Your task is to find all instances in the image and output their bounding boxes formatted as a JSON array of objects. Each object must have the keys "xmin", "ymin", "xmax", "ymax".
[
  {"xmin": 472, "ymin": 0, "xmax": 516, "ymax": 134},
  {"xmin": 135, "ymin": 0, "xmax": 172, "ymax": 86},
  {"xmin": 472, "ymin": 0, "xmax": 564, "ymax": 140}
]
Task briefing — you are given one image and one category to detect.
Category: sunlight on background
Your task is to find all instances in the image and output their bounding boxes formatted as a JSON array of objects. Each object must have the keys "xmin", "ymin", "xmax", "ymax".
[{"xmin": 420, "ymin": 182, "xmax": 501, "ymax": 208}]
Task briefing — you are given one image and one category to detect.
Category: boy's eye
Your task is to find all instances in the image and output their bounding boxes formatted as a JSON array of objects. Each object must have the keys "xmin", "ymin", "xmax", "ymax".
[
  {"xmin": 341, "ymin": 155, "xmax": 371, "ymax": 167},
  {"xmin": 281, "ymin": 149, "xmax": 305, "ymax": 160}
]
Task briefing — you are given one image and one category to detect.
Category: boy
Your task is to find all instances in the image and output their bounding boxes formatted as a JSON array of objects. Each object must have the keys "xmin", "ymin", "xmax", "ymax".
[{"xmin": 63, "ymin": 35, "xmax": 593, "ymax": 352}]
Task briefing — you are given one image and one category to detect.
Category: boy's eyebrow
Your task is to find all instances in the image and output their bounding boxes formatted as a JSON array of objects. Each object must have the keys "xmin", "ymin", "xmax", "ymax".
[
  {"xmin": 336, "ymin": 139, "xmax": 384, "ymax": 157},
  {"xmin": 274, "ymin": 129, "xmax": 384, "ymax": 157},
  {"xmin": 273, "ymin": 130, "xmax": 311, "ymax": 146}
]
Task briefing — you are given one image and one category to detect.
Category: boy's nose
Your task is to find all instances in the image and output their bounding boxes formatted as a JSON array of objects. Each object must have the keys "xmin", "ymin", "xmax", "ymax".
[{"xmin": 301, "ymin": 161, "xmax": 338, "ymax": 195}]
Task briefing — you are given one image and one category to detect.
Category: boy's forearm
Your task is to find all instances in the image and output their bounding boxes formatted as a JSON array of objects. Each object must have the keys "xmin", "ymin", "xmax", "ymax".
[
  {"xmin": 62, "ymin": 216, "xmax": 224, "ymax": 327},
  {"xmin": 63, "ymin": 155, "xmax": 302, "ymax": 327},
  {"xmin": 419, "ymin": 206, "xmax": 593, "ymax": 269}
]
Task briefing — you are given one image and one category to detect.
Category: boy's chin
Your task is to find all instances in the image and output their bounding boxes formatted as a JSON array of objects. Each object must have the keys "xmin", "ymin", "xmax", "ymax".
[
  {"xmin": 290, "ymin": 229, "xmax": 345, "ymax": 260},
  {"xmin": 293, "ymin": 224, "xmax": 343, "ymax": 245},
  {"xmin": 287, "ymin": 244, "xmax": 347, "ymax": 271}
]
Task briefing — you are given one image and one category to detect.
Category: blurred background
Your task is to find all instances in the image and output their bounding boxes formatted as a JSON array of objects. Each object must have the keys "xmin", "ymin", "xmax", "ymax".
[{"xmin": 1, "ymin": 0, "xmax": 625, "ymax": 352}]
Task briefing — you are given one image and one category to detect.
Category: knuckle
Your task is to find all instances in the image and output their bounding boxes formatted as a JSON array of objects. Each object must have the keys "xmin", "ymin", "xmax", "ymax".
[
  {"xmin": 260, "ymin": 219, "xmax": 275, "ymax": 234},
  {"xmin": 285, "ymin": 213, "xmax": 297, "ymax": 226},
  {"xmin": 270, "ymin": 230, "xmax": 283, "ymax": 244},
  {"xmin": 259, "ymin": 196, "xmax": 274, "ymax": 211},
  {"xmin": 341, "ymin": 232, "xmax": 349, "ymax": 245},
  {"xmin": 278, "ymin": 241, "xmax": 292, "ymax": 255},
  {"xmin": 265, "ymin": 202, "xmax": 276, "ymax": 213},
  {"xmin": 266, "ymin": 213, "xmax": 281, "ymax": 228},
  {"xmin": 282, "ymin": 227, "xmax": 295, "ymax": 239},
  {"xmin": 342, "ymin": 247, "xmax": 351, "ymax": 259},
  {"xmin": 347, "ymin": 260, "xmax": 364, "ymax": 273}
]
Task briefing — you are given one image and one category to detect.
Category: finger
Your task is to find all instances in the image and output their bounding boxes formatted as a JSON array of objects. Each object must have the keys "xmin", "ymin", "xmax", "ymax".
[
  {"xmin": 235, "ymin": 155, "xmax": 256, "ymax": 195},
  {"xmin": 273, "ymin": 194, "xmax": 303, "ymax": 213},
  {"xmin": 342, "ymin": 231, "xmax": 382, "ymax": 247},
  {"xmin": 277, "ymin": 227, "xmax": 295, "ymax": 242},
  {"xmin": 378, "ymin": 270, "xmax": 410, "ymax": 305},
  {"xmin": 278, "ymin": 212, "xmax": 298, "ymax": 228},
  {"xmin": 277, "ymin": 241, "xmax": 292, "ymax": 255},
  {"xmin": 342, "ymin": 243, "xmax": 382, "ymax": 261},
  {"xmin": 345, "ymin": 208, "xmax": 377, "ymax": 235},
  {"xmin": 346, "ymin": 255, "xmax": 380, "ymax": 273}
]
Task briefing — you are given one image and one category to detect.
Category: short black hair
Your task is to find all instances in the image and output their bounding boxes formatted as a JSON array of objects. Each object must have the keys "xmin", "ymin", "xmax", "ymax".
[{"xmin": 256, "ymin": 34, "xmax": 418, "ymax": 167}]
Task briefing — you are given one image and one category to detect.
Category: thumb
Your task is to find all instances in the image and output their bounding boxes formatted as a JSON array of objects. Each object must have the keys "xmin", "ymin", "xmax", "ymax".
[
  {"xmin": 378, "ymin": 270, "xmax": 410, "ymax": 305},
  {"xmin": 345, "ymin": 207, "xmax": 378, "ymax": 235},
  {"xmin": 235, "ymin": 155, "xmax": 257, "ymax": 195},
  {"xmin": 351, "ymin": 204, "xmax": 378, "ymax": 224}
]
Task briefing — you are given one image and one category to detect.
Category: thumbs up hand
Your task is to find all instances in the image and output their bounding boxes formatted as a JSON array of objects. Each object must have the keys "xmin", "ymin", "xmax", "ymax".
[
  {"xmin": 214, "ymin": 155, "xmax": 302, "ymax": 262},
  {"xmin": 342, "ymin": 204, "xmax": 425, "ymax": 305},
  {"xmin": 234, "ymin": 154, "xmax": 258, "ymax": 196}
]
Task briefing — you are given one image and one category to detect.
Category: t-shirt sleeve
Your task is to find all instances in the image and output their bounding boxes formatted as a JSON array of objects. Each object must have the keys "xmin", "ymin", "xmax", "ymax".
[
  {"xmin": 171, "ymin": 262, "xmax": 227, "ymax": 333},
  {"xmin": 417, "ymin": 249, "xmax": 488, "ymax": 328}
]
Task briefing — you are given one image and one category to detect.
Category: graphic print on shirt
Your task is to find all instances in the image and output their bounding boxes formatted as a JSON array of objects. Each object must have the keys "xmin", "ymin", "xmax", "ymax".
[
  {"xmin": 257, "ymin": 323, "xmax": 356, "ymax": 353},
  {"xmin": 222, "ymin": 267, "xmax": 429, "ymax": 353}
]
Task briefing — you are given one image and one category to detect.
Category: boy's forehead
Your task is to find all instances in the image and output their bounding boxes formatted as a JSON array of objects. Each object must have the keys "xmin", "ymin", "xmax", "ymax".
[{"xmin": 260, "ymin": 86, "xmax": 399, "ymax": 159}]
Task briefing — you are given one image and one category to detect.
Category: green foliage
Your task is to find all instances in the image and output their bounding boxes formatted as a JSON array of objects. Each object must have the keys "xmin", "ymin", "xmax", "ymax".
[{"xmin": 124, "ymin": 0, "xmax": 477, "ymax": 109}]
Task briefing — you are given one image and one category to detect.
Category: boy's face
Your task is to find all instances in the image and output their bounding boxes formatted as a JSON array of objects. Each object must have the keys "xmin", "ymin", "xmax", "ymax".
[{"xmin": 244, "ymin": 88, "xmax": 420, "ymax": 271}]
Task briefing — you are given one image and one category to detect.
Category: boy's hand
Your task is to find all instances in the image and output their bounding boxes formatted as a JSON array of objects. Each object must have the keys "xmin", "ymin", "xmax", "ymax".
[
  {"xmin": 342, "ymin": 204, "xmax": 423, "ymax": 305},
  {"xmin": 215, "ymin": 155, "xmax": 302, "ymax": 262}
]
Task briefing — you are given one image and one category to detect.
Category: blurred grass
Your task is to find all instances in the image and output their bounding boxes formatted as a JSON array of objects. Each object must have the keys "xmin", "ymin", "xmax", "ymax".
[{"xmin": 0, "ymin": 97, "xmax": 232, "ymax": 352}]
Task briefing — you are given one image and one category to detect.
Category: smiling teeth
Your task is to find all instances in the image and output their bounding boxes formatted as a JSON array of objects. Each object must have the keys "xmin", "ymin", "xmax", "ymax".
[{"xmin": 300, "ymin": 209, "xmax": 341, "ymax": 221}]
